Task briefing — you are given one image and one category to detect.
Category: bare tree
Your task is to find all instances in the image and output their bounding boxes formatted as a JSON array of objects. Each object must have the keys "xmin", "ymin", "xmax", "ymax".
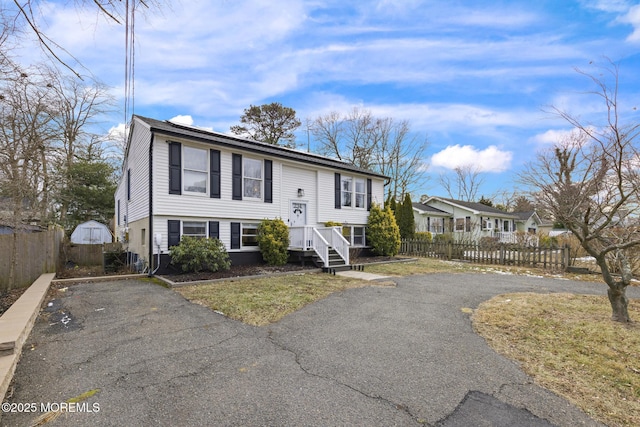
[
  {"xmin": 439, "ymin": 165, "xmax": 485, "ymax": 202},
  {"xmin": 46, "ymin": 71, "xmax": 114, "ymax": 223},
  {"xmin": 6, "ymin": 0, "xmax": 165, "ymax": 77},
  {"xmin": 520, "ymin": 61, "xmax": 640, "ymax": 322},
  {"xmin": 311, "ymin": 107, "xmax": 428, "ymax": 199},
  {"xmin": 0, "ymin": 67, "xmax": 56, "ymax": 289}
]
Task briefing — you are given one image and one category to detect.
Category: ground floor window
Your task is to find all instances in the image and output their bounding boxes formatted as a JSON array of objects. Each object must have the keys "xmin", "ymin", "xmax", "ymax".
[
  {"xmin": 183, "ymin": 221, "xmax": 207, "ymax": 238},
  {"xmin": 342, "ymin": 225, "xmax": 366, "ymax": 246},
  {"xmin": 242, "ymin": 223, "xmax": 259, "ymax": 247}
]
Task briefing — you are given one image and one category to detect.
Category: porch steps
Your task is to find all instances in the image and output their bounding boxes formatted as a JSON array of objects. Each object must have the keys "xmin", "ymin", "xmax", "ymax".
[{"xmin": 313, "ymin": 248, "xmax": 348, "ymax": 270}]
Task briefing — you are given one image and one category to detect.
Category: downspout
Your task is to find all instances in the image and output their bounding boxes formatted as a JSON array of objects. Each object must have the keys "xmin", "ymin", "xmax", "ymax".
[{"xmin": 148, "ymin": 133, "xmax": 155, "ymax": 277}]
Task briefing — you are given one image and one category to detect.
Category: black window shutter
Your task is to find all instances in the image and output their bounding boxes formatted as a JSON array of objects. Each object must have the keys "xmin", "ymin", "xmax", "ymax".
[
  {"xmin": 127, "ymin": 169, "xmax": 131, "ymax": 200},
  {"xmin": 231, "ymin": 222, "xmax": 240, "ymax": 249},
  {"xmin": 264, "ymin": 159, "xmax": 272, "ymax": 203},
  {"xmin": 168, "ymin": 220, "xmax": 181, "ymax": 247},
  {"xmin": 169, "ymin": 142, "xmax": 182, "ymax": 195},
  {"xmin": 334, "ymin": 173, "xmax": 341, "ymax": 209},
  {"xmin": 232, "ymin": 153, "xmax": 242, "ymax": 200},
  {"xmin": 208, "ymin": 221, "xmax": 219, "ymax": 239},
  {"xmin": 366, "ymin": 178, "xmax": 372, "ymax": 211},
  {"xmin": 117, "ymin": 200, "xmax": 120, "ymax": 226},
  {"xmin": 210, "ymin": 149, "xmax": 221, "ymax": 198}
]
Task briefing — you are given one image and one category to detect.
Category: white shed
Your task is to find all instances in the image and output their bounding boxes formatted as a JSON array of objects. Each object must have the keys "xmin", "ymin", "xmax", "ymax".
[{"xmin": 70, "ymin": 220, "xmax": 113, "ymax": 244}]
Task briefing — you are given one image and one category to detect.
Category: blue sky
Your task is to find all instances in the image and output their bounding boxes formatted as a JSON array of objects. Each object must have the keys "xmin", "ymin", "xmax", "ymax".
[{"xmin": 18, "ymin": 0, "xmax": 640, "ymax": 201}]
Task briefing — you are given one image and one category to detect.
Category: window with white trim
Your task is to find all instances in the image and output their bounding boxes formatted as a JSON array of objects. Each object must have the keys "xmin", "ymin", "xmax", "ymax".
[
  {"xmin": 455, "ymin": 218, "xmax": 465, "ymax": 231},
  {"xmin": 242, "ymin": 223, "xmax": 259, "ymax": 247},
  {"xmin": 183, "ymin": 146, "xmax": 207, "ymax": 193},
  {"xmin": 355, "ymin": 178, "xmax": 366, "ymax": 208},
  {"xmin": 183, "ymin": 221, "xmax": 207, "ymax": 238},
  {"xmin": 483, "ymin": 218, "xmax": 493, "ymax": 230},
  {"xmin": 342, "ymin": 225, "xmax": 366, "ymax": 246},
  {"xmin": 353, "ymin": 226, "xmax": 365, "ymax": 246},
  {"xmin": 341, "ymin": 176, "xmax": 353, "ymax": 207},
  {"xmin": 243, "ymin": 158, "xmax": 262, "ymax": 199}
]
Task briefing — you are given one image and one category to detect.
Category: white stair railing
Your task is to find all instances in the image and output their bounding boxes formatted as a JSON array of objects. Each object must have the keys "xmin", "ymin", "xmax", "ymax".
[
  {"xmin": 329, "ymin": 227, "xmax": 350, "ymax": 266},
  {"xmin": 289, "ymin": 226, "xmax": 350, "ymax": 267},
  {"xmin": 312, "ymin": 228, "xmax": 330, "ymax": 267}
]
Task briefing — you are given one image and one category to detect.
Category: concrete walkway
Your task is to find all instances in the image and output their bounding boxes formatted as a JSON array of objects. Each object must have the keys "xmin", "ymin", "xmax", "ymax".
[{"xmin": 4, "ymin": 273, "xmax": 635, "ymax": 426}]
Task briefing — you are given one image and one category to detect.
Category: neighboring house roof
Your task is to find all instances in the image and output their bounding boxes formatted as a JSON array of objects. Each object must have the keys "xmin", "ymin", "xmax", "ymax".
[
  {"xmin": 512, "ymin": 211, "xmax": 542, "ymax": 224},
  {"xmin": 130, "ymin": 115, "xmax": 389, "ymax": 179},
  {"xmin": 412, "ymin": 202, "xmax": 450, "ymax": 216},
  {"xmin": 426, "ymin": 197, "xmax": 518, "ymax": 218}
]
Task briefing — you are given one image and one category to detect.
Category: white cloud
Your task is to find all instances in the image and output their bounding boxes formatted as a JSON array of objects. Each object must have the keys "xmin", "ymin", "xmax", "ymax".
[
  {"xmin": 431, "ymin": 145, "xmax": 512, "ymax": 173},
  {"xmin": 620, "ymin": 4, "xmax": 640, "ymax": 42},
  {"xmin": 531, "ymin": 128, "xmax": 575, "ymax": 145},
  {"xmin": 168, "ymin": 115, "xmax": 194, "ymax": 126}
]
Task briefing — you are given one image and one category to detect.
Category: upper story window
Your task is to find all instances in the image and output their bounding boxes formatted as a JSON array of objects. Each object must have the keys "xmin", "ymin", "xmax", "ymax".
[
  {"xmin": 341, "ymin": 177, "xmax": 353, "ymax": 207},
  {"xmin": 355, "ymin": 178, "xmax": 366, "ymax": 208},
  {"xmin": 243, "ymin": 158, "xmax": 262, "ymax": 199},
  {"xmin": 183, "ymin": 146, "xmax": 207, "ymax": 194}
]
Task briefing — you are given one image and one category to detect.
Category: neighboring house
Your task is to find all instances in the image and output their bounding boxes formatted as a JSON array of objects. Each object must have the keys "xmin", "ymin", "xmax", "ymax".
[
  {"xmin": 412, "ymin": 203, "xmax": 450, "ymax": 235},
  {"xmin": 513, "ymin": 211, "xmax": 542, "ymax": 234},
  {"xmin": 114, "ymin": 115, "xmax": 387, "ymax": 273},
  {"xmin": 419, "ymin": 197, "xmax": 519, "ymax": 243},
  {"xmin": 70, "ymin": 220, "xmax": 113, "ymax": 244}
]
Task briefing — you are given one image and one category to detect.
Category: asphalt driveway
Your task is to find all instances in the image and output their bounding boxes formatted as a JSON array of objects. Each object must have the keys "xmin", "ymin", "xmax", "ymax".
[{"xmin": 4, "ymin": 272, "xmax": 637, "ymax": 426}]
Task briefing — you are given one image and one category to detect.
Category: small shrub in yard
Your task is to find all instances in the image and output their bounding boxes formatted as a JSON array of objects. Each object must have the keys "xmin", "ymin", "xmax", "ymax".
[
  {"xmin": 415, "ymin": 231, "xmax": 432, "ymax": 241},
  {"xmin": 367, "ymin": 203, "xmax": 401, "ymax": 256},
  {"xmin": 257, "ymin": 218, "xmax": 290, "ymax": 266},
  {"xmin": 170, "ymin": 236, "xmax": 231, "ymax": 273}
]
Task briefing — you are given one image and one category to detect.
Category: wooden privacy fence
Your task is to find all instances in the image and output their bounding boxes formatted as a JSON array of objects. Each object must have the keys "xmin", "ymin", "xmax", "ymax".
[
  {"xmin": 63, "ymin": 242, "xmax": 123, "ymax": 266},
  {"xmin": 0, "ymin": 228, "xmax": 64, "ymax": 292},
  {"xmin": 400, "ymin": 239, "xmax": 569, "ymax": 270}
]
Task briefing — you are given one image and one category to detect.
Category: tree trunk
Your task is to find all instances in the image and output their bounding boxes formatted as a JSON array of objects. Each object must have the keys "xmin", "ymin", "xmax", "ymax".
[{"xmin": 607, "ymin": 284, "xmax": 630, "ymax": 323}]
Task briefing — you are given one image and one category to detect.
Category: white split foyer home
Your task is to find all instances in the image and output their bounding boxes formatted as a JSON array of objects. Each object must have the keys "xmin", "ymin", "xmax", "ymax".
[{"xmin": 114, "ymin": 115, "xmax": 387, "ymax": 274}]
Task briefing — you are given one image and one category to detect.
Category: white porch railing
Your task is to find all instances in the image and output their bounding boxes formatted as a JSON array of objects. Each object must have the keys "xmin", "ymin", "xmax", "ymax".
[
  {"xmin": 495, "ymin": 231, "xmax": 516, "ymax": 243},
  {"xmin": 289, "ymin": 226, "xmax": 349, "ymax": 267}
]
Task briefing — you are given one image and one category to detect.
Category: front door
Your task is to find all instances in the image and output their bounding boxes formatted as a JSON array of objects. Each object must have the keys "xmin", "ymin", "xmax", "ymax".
[{"xmin": 290, "ymin": 201, "xmax": 307, "ymax": 227}]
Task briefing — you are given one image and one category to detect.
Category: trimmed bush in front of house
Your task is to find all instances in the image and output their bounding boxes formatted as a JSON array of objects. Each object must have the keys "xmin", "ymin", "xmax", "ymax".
[
  {"xmin": 170, "ymin": 236, "xmax": 231, "ymax": 273},
  {"xmin": 257, "ymin": 218, "xmax": 290, "ymax": 266},
  {"xmin": 367, "ymin": 203, "xmax": 401, "ymax": 256}
]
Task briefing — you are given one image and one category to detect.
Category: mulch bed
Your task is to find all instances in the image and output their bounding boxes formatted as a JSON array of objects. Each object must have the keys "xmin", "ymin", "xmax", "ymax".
[{"xmin": 165, "ymin": 255, "xmax": 401, "ymax": 283}]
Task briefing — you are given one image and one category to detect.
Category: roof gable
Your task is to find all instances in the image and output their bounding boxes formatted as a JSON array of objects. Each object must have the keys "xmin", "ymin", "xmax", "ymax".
[{"xmin": 412, "ymin": 202, "xmax": 449, "ymax": 215}]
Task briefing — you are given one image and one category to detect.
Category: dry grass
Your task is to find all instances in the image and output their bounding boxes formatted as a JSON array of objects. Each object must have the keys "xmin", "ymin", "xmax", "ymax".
[
  {"xmin": 473, "ymin": 293, "xmax": 640, "ymax": 427},
  {"xmin": 175, "ymin": 272, "xmax": 376, "ymax": 326}
]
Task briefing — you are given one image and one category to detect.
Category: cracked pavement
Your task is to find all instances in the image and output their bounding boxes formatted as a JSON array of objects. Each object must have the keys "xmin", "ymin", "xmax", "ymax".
[{"xmin": 4, "ymin": 273, "xmax": 634, "ymax": 426}]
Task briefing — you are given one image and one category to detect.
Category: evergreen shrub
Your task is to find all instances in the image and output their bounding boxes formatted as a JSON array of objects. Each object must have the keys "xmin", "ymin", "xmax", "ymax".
[
  {"xmin": 257, "ymin": 218, "xmax": 290, "ymax": 266},
  {"xmin": 170, "ymin": 236, "xmax": 231, "ymax": 273},
  {"xmin": 367, "ymin": 203, "xmax": 401, "ymax": 256}
]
